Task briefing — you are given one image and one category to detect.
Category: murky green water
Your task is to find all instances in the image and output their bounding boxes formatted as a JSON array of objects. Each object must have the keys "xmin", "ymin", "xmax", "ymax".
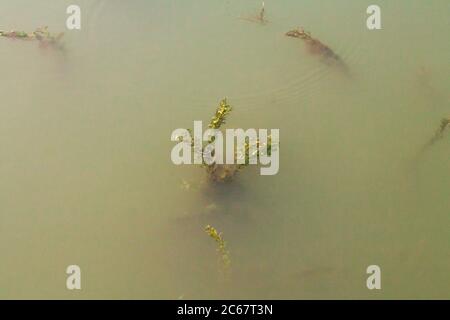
[{"xmin": 0, "ymin": 0, "xmax": 449, "ymax": 299}]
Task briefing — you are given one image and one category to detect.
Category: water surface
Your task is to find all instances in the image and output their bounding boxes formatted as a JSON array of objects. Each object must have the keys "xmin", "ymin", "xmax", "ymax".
[{"xmin": 0, "ymin": 0, "xmax": 449, "ymax": 299}]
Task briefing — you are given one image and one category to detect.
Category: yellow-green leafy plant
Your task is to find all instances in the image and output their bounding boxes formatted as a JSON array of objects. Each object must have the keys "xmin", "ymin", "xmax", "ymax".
[
  {"xmin": 189, "ymin": 98, "xmax": 274, "ymax": 183},
  {"xmin": 208, "ymin": 99, "xmax": 233, "ymax": 130},
  {"xmin": 205, "ymin": 225, "xmax": 231, "ymax": 275}
]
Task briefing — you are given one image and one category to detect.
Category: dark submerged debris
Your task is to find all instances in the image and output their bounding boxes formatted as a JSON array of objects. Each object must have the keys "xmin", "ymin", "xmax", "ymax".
[
  {"xmin": 239, "ymin": 2, "xmax": 269, "ymax": 25},
  {"xmin": 286, "ymin": 27, "xmax": 349, "ymax": 73},
  {"xmin": 0, "ymin": 26, "xmax": 65, "ymax": 51},
  {"xmin": 205, "ymin": 164, "xmax": 239, "ymax": 183},
  {"xmin": 422, "ymin": 118, "xmax": 450, "ymax": 151}
]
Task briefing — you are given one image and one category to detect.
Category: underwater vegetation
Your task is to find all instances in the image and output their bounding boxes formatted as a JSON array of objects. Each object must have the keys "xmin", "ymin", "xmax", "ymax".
[
  {"xmin": 204, "ymin": 99, "xmax": 239, "ymax": 183},
  {"xmin": 239, "ymin": 2, "xmax": 268, "ymax": 25},
  {"xmin": 0, "ymin": 26, "xmax": 65, "ymax": 51},
  {"xmin": 205, "ymin": 225, "xmax": 231, "ymax": 276},
  {"xmin": 286, "ymin": 27, "xmax": 349, "ymax": 74},
  {"xmin": 208, "ymin": 98, "xmax": 233, "ymax": 130},
  {"xmin": 421, "ymin": 117, "xmax": 450, "ymax": 152},
  {"xmin": 190, "ymin": 98, "xmax": 274, "ymax": 183}
]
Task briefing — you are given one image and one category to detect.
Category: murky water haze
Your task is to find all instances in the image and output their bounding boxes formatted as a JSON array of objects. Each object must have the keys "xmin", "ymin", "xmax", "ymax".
[{"xmin": 0, "ymin": 0, "xmax": 449, "ymax": 299}]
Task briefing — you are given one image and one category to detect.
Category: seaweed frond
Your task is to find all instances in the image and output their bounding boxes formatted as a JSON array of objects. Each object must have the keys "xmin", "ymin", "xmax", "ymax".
[{"xmin": 205, "ymin": 225, "xmax": 231, "ymax": 274}]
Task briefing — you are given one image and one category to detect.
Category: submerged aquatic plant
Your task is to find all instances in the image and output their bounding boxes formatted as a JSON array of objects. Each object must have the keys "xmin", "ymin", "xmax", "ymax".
[
  {"xmin": 204, "ymin": 99, "xmax": 239, "ymax": 182},
  {"xmin": 286, "ymin": 27, "xmax": 349, "ymax": 73},
  {"xmin": 205, "ymin": 225, "xmax": 231, "ymax": 275},
  {"xmin": 186, "ymin": 98, "xmax": 275, "ymax": 183},
  {"xmin": 0, "ymin": 30, "xmax": 32, "ymax": 39},
  {"xmin": 239, "ymin": 135, "xmax": 273, "ymax": 167},
  {"xmin": 422, "ymin": 118, "xmax": 450, "ymax": 151},
  {"xmin": 0, "ymin": 26, "xmax": 65, "ymax": 51},
  {"xmin": 205, "ymin": 163, "xmax": 240, "ymax": 183},
  {"xmin": 239, "ymin": 2, "xmax": 269, "ymax": 25},
  {"xmin": 208, "ymin": 98, "xmax": 233, "ymax": 130}
]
